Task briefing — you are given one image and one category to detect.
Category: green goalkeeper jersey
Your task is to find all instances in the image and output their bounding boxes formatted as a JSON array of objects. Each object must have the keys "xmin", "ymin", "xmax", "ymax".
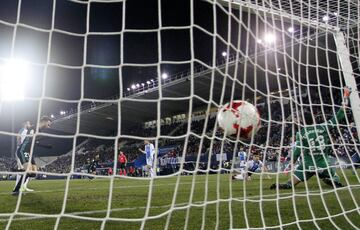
[{"xmin": 293, "ymin": 108, "xmax": 345, "ymax": 168}]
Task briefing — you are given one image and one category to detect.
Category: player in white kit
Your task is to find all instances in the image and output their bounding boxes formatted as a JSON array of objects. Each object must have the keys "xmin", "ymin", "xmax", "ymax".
[
  {"xmin": 139, "ymin": 140, "xmax": 156, "ymax": 178},
  {"xmin": 232, "ymin": 148, "xmax": 247, "ymax": 180}
]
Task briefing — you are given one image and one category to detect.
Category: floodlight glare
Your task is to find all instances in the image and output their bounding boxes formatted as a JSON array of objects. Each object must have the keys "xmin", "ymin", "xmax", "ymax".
[
  {"xmin": 50, "ymin": 114, "xmax": 55, "ymax": 119},
  {"xmin": 0, "ymin": 59, "xmax": 30, "ymax": 101},
  {"xmin": 136, "ymin": 83, "xmax": 140, "ymax": 88},
  {"xmin": 146, "ymin": 81, "xmax": 150, "ymax": 84},
  {"xmin": 322, "ymin": 15, "xmax": 329, "ymax": 22},
  {"xmin": 256, "ymin": 39, "xmax": 262, "ymax": 44},
  {"xmin": 221, "ymin": 51, "xmax": 227, "ymax": 57},
  {"xmin": 141, "ymin": 83, "xmax": 145, "ymax": 86},
  {"xmin": 127, "ymin": 88, "xmax": 130, "ymax": 91},
  {"xmin": 131, "ymin": 84, "xmax": 136, "ymax": 89},
  {"xmin": 287, "ymin": 27, "xmax": 295, "ymax": 33},
  {"xmin": 162, "ymin": 73, "xmax": 168, "ymax": 79},
  {"xmin": 264, "ymin": 34, "xmax": 276, "ymax": 43}
]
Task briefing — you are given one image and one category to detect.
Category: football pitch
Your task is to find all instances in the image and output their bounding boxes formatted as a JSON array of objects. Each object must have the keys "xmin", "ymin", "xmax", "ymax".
[{"xmin": 0, "ymin": 170, "xmax": 359, "ymax": 230}]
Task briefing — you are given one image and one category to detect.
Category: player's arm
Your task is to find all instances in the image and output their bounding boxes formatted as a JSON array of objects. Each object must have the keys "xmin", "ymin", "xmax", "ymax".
[
  {"xmin": 138, "ymin": 148, "xmax": 146, "ymax": 154},
  {"xmin": 327, "ymin": 87, "xmax": 351, "ymax": 127},
  {"xmin": 260, "ymin": 161, "xmax": 271, "ymax": 179},
  {"xmin": 292, "ymin": 133, "xmax": 302, "ymax": 165}
]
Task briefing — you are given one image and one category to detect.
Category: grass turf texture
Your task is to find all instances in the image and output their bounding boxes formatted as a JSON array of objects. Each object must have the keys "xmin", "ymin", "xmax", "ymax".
[{"xmin": 0, "ymin": 170, "xmax": 359, "ymax": 230}]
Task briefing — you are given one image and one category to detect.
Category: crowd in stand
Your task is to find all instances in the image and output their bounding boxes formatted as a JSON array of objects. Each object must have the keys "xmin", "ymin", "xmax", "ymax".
[{"xmin": 1, "ymin": 87, "xmax": 358, "ymax": 175}]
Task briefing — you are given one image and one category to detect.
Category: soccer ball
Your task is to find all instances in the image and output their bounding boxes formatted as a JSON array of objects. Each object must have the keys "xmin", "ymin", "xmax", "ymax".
[{"xmin": 217, "ymin": 100, "xmax": 261, "ymax": 139}]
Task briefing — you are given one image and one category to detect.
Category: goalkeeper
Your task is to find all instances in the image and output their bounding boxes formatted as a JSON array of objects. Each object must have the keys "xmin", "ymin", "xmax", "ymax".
[{"xmin": 270, "ymin": 87, "xmax": 351, "ymax": 189}]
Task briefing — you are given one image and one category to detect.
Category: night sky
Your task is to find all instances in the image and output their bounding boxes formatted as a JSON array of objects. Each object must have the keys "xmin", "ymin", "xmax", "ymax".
[{"xmin": 0, "ymin": 0, "xmax": 296, "ymax": 100}]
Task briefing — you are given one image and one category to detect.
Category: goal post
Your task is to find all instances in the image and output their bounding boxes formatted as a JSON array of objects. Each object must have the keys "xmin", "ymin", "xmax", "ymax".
[{"xmin": 334, "ymin": 31, "xmax": 360, "ymax": 135}]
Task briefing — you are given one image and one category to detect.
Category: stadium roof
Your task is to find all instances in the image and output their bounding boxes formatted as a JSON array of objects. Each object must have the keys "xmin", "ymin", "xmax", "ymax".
[{"xmin": 50, "ymin": 31, "xmax": 341, "ymax": 136}]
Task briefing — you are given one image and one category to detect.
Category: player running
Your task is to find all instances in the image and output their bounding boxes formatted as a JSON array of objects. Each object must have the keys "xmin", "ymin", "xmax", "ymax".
[
  {"xmin": 139, "ymin": 140, "xmax": 155, "ymax": 178},
  {"xmin": 270, "ymin": 87, "xmax": 351, "ymax": 189},
  {"xmin": 12, "ymin": 116, "xmax": 52, "ymax": 195}
]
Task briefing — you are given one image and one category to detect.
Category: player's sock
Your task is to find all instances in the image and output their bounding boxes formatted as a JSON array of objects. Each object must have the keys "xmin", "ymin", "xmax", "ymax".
[
  {"xmin": 23, "ymin": 177, "xmax": 34, "ymax": 191},
  {"xmin": 13, "ymin": 174, "xmax": 30, "ymax": 193},
  {"xmin": 323, "ymin": 178, "xmax": 344, "ymax": 188},
  {"xmin": 14, "ymin": 174, "xmax": 21, "ymax": 190},
  {"xmin": 150, "ymin": 168, "xmax": 155, "ymax": 178},
  {"xmin": 270, "ymin": 182, "xmax": 292, "ymax": 189}
]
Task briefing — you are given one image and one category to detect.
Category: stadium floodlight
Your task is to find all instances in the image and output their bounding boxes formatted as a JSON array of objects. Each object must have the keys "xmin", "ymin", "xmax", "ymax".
[
  {"xmin": 60, "ymin": 110, "xmax": 66, "ymax": 115},
  {"xmin": 0, "ymin": 59, "xmax": 30, "ymax": 101},
  {"xmin": 50, "ymin": 114, "xmax": 55, "ymax": 119},
  {"xmin": 131, "ymin": 84, "xmax": 136, "ymax": 89},
  {"xmin": 333, "ymin": 12, "xmax": 338, "ymax": 16},
  {"xmin": 162, "ymin": 73, "xmax": 168, "ymax": 79},
  {"xmin": 256, "ymin": 39, "xmax": 262, "ymax": 44},
  {"xmin": 150, "ymin": 79, "xmax": 154, "ymax": 82},
  {"xmin": 146, "ymin": 81, "xmax": 150, "ymax": 84},
  {"xmin": 136, "ymin": 83, "xmax": 140, "ymax": 88},
  {"xmin": 287, "ymin": 27, "xmax": 295, "ymax": 33},
  {"xmin": 141, "ymin": 83, "xmax": 145, "ymax": 86},
  {"xmin": 322, "ymin": 15, "xmax": 329, "ymax": 22},
  {"xmin": 277, "ymin": 68, "xmax": 281, "ymax": 71},
  {"xmin": 221, "ymin": 51, "xmax": 227, "ymax": 57},
  {"xmin": 264, "ymin": 33, "xmax": 276, "ymax": 43},
  {"xmin": 127, "ymin": 88, "xmax": 130, "ymax": 91}
]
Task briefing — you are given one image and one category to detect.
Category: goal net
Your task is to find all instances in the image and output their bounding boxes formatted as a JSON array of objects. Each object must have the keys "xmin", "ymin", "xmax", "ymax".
[{"xmin": 0, "ymin": 0, "xmax": 359, "ymax": 229}]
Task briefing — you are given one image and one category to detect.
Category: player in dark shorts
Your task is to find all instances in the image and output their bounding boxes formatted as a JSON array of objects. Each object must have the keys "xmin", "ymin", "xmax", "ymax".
[
  {"xmin": 12, "ymin": 116, "xmax": 52, "ymax": 195},
  {"xmin": 118, "ymin": 151, "xmax": 127, "ymax": 176},
  {"xmin": 270, "ymin": 87, "xmax": 351, "ymax": 190}
]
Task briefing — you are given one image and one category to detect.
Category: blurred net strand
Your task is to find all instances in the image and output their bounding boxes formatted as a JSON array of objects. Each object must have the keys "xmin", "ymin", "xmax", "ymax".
[{"xmin": 1, "ymin": 0, "xmax": 360, "ymax": 229}]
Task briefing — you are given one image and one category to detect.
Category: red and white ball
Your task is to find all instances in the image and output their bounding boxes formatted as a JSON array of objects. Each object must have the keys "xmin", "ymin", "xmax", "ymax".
[{"xmin": 217, "ymin": 100, "xmax": 261, "ymax": 139}]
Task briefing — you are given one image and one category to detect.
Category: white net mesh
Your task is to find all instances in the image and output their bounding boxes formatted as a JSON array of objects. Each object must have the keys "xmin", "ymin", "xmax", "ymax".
[{"xmin": 0, "ymin": 0, "xmax": 359, "ymax": 229}]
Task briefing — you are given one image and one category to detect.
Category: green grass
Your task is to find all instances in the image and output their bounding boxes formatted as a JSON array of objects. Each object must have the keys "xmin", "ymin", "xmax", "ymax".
[{"xmin": 0, "ymin": 170, "xmax": 359, "ymax": 230}]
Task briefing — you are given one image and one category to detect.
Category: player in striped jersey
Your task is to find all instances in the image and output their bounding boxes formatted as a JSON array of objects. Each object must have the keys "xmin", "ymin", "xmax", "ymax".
[
  {"xmin": 232, "ymin": 148, "xmax": 247, "ymax": 180},
  {"xmin": 270, "ymin": 87, "xmax": 351, "ymax": 189},
  {"xmin": 139, "ymin": 140, "xmax": 155, "ymax": 178}
]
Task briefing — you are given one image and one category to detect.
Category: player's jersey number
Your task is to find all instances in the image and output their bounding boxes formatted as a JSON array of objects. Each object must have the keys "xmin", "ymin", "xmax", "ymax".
[{"xmin": 308, "ymin": 135, "xmax": 325, "ymax": 153}]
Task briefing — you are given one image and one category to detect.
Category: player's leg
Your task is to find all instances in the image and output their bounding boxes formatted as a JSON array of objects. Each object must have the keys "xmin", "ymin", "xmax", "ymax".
[
  {"xmin": 123, "ymin": 163, "xmax": 127, "ymax": 176},
  {"xmin": 246, "ymin": 171, "xmax": 253, "ymax": 181},
  {"xmin": 232, "ymin": 161, "xmax": 246, "ymax": 180},
  {"xmin": 13, "ymin": 149, "xmax": 24, "ymax": 191},
  {"xmin": 119, "ymin": 163, "xmax": 123, "ymax": 175},
  {"xmin": 270, "ymin": 164, "xmax": 310, "ymax": 189},
  {"xmin": 320, "ymin": 167, "xmax": 344, "ymax": 188},
  {"xmin": 23, "ymin": 159, "xmax": 37, "ymax": 192},
  {"xmin": 13, "ymin": 149, "xmax": 30, "ymax": 194}
]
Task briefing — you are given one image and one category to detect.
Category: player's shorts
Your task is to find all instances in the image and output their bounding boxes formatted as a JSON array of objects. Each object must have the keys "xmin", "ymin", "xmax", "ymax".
[
  {"xmin": 247, "ymin": 168, "xmax": 261, "ymax": 177},
  {"xmin": 294, "ymin": 164, "xmax": 339, "ymax": 182},
  {"xmin": 239, "ymin": 161, "xmax": 246, "ymax": 169},
  {"xmin": 16, "ymin": 146, "xmax": 35, "ymax": 165},
  {"xmin": 119, "ymin": 162, "xmax": 126, "ymax": 169},
  {"xmin": 146, "ymin": 158, "xmax": 153, "ymax": 167}
]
